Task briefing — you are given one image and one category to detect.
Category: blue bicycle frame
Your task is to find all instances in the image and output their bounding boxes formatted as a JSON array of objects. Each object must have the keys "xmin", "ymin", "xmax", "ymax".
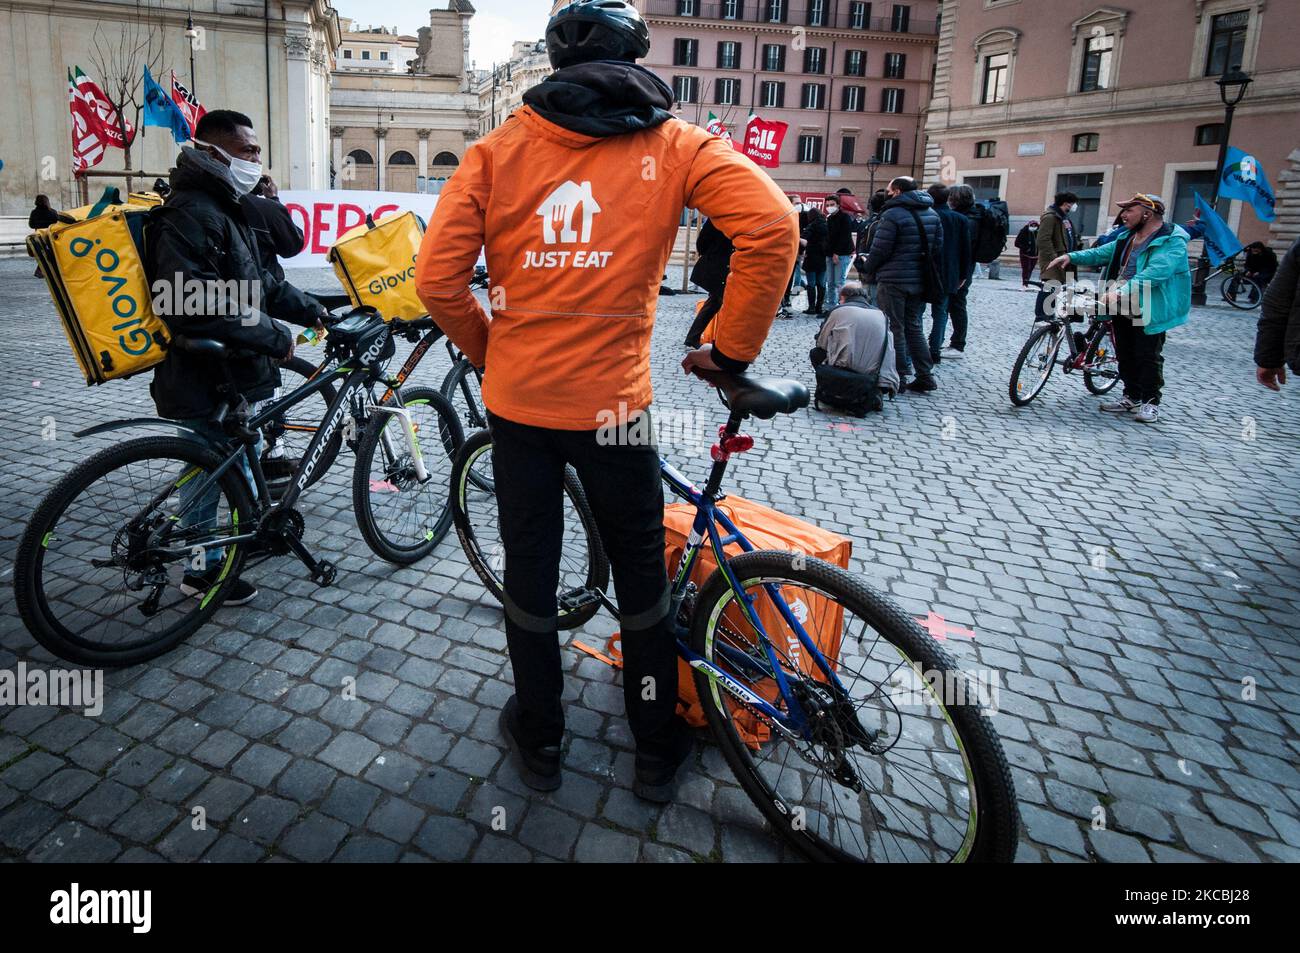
[{"xmin": 657, "ymin": 456, "xmax": 851, "ymax": 742}]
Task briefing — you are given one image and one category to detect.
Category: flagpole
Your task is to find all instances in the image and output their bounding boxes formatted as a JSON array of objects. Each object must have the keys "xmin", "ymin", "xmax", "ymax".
[{"xmin": 1191, "ymin": 67, "xmax": 1252, "ymax": 306}]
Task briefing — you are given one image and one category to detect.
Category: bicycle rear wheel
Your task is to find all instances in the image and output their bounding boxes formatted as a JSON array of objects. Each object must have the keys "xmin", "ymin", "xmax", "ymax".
[
  {"xmin": 1083, "ymin": 324, "xmax": 1121, "ymax": 395},
  {"xmin": 441, "ymin": 358, "xmax": 490, "ymax": 488},
  {"xmin": 1222, "ymin": 273, "xmax": 1262, "ymax": 310},
  {"xmin": 14, "ymin": 436, "xmax": 255, "ymax": 666},
  {"xmin": 352, "ymin": 386, "xmax": 462, "ymax": 564},
  {"xmin": 689, "ymin": 550, "xmax": 1019, "ymax": 863},
  {"xmin": 450, "ymin": 428, "xmax": 609, "ymax": 629},
  {"xmin": 264, "ymin": 356, "xmax": 341, "ymax": 490},
  {"xmin": 1008, "ymin": 324, "xmax": 1060, "ymax": 406}
]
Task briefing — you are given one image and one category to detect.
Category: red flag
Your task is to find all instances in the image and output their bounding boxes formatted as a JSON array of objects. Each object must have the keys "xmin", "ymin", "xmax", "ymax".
[
  {"xmin": 171, "ymin": 71, "xmax": 206, "ymax": 136},
  {"xmin": 68, "ymin": 69, "xmax": 106, "ymax": 172},
  {"xmin": 72, "ymin": 66, "xmax": 134, "ymax": 147},
  {"xmin": 742, "ymin": 116, "xmax": 788, "ymax": 169}
]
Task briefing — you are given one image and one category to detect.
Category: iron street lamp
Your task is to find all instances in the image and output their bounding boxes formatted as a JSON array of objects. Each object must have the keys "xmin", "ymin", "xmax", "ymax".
[
  {"xmin": 867, "ymin": 155, "xmax": 882, "ymax": 196},
  {"xmin": 1191, "ymin": 66, "xmax": 1252, "ymax": 306}
]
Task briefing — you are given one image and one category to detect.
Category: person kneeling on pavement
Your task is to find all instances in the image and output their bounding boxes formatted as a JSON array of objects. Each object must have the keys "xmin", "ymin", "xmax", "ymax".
[
  {"xmin": 810, "ymin": 281, "xmax": 900, "ymax": 416},
  {"xmin": 1048, "ymin": 193, "xmax": 1190, "ymax": 424}
]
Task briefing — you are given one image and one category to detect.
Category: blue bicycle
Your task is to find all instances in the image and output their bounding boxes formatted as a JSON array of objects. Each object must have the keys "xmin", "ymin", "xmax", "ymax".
[{"xmin": 451, "ymin": 371, "xmax": 1019, "ymax": 862}]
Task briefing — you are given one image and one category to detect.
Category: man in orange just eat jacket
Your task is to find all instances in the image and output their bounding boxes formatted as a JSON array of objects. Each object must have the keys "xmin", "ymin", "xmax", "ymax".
[{"xmin": 415, "ymin": 0, "xmax": 798, "ymax": 803}]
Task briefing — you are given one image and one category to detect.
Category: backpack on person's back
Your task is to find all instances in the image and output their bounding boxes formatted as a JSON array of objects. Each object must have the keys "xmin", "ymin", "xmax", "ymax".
[{"xmin": 972, "ymin": 199, "xmax": 1010, "ymax": 264}]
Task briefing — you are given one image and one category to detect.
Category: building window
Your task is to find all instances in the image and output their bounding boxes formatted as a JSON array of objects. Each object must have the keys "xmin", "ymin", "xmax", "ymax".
[
  {"xmin": 1173, "ymin": 170, "xmax": 1218, "ymax": 224},
  {"xmin": 766, "ymin": 0, "xmax": 786, "ymax": 23},
  {"xmin": 850, "ymin": 2, "xmax": 871, "ymax": 29},
  {"xmin": 964, "ymin": 174, "xmax": 1002, "ymax": 202},
  {"xmin": 803, "ymin": 47, "xmax": 826, "ymax": 74},
  {"xmin": 975, "ymin": 140, "xmax": 996, "ymax": 158},
  {"xmin": 1072, "ymin": 132, "xmax": 1100, "ymax": 153},
  {"xmin": 388, "ymin": 150, "xmax": 415, "ymax": 165},
  {"xmin": 673, "ymin": 38, "xmax": 698, "ymax": 67},
  {"xmin": 842, "ymin": 85, "xmax": 865, "ymax": 111},
  {"xmin": 1205, "ymin": 10, "xmax": 1249, "ymax": 75},
  {"xmin": 802, "ymin": 83, "xmax": 826, "ymax": 109},
  {"xmin": 981, "ymin": 52, "xmax": 1009, "ymax": 104},
  {"xmin": 760, "ymin": 80, "xmax": 785, "ymax": 107},
  {"xmin": 343, "ymin": 48, "xmax": 353, "ymax": 58},
  {"xmin": 717, "ymin": 41, "xmax": 741, "ymax": 70},
  {"xmin": 807, "ymin": 0, "xmax": 826, "ymax": 26},
  {"xmin": 380, "ymin": 51, "xmax": 389, "ymax": 61},
  {"xmin": 721, "ymin": 0, "xmax": 742, "ymax": 19},
  {"xmin": 431, "ymin": 151, "xmax": 459, "ymax": 166},
  {"xmin": 875, "ymin": 137, "xmax": 899, "ymax": 164},
  {"xmin": 762, "ymin": 44, "xmax": 786, "ymax": 71},
  {"xmin": 673, "ymin": 75, "xmax": 699, "ymax": 103},
  {"xmin": 798, "ymin": 134, "xmax": 822, "ymax": 163},
  {"xmin": 881, "ymin": 87, "xmax": 904, "ymax": 113},
  {"xmin": 841, "ymin": 136, "xmax": 856, "ymax": 165},
  {"xmin": 884, "ymin": 52, "xmax": 907, "ymax": 79},
  {"xmin": 715, "ymin": 77, "xmax": 741, "ymax": 105},
  {"xmin": 347, "ymin": 149, "xmax": 374, "ymax": 165},
  {"xmin": 1080, "ymin": 32, "xmax": 1113, "ymax": 91},
  {"xmin": 1195, "ymin": 122, "xmax": 1225, "ymax": 146},
  {"xmin": 361, "ymin": 50, "xmax": 371, "ymax": 60},
  {"xmin": 844, "ymin": 50, "xmax": 866, "ymax": 76},
  {"xmin": 677, "ymin": 0, "xmax": 698, "ymax": 15},
  {"xmin": 890, "ymin": 3, "xmax": 910, "ymax": 32}
]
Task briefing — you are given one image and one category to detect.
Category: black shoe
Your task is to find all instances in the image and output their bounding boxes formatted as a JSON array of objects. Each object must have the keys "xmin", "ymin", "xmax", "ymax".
[
  {"xmin": 633, "ymin": 727, "xmax": 693, "ymax": 803},
  {"xmin": 906, "ymin": 377, "xmax": 938, "ymax": 393},
  {"xmin": 499, "ymin": 696, "xmax": 561, "ymax": 792},
  {"xmin": 180, "ymin": 567, "xmax": 258, "ymax": 605},
  {"xmin": 802, "ymin": 308, "xmax": 819, "ymax": 315}
]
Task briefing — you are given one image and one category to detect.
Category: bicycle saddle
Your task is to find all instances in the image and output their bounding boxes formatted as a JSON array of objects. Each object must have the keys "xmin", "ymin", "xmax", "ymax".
[
  {"xmin": 172, "ymin": 336, "xmax": 228, "ymax": 359},
  {"xmin": 693, "ymin": 369, "xmax": 809, "ymax": 420}
]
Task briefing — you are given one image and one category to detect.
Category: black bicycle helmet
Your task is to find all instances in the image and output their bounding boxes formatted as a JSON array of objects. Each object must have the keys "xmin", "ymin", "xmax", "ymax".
[{"xmin": 545, "ymin": 0, "xmax": 651, "ymax": 70}]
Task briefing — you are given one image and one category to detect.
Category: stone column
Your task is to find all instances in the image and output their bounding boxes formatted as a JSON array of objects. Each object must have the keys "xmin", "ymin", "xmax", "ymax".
[
  {"xmin": 331, "ymin": 126, "xmax": 346, "ymax": 189},
  {"xmin": 417, "ymin": 129, "xmax": 431, "ymax": 192},
  {"xmin": 283, "ymin": 32, "xmax": 313, "ymax": 188},
  {"xmin": 376, "ymin": 128, "xmax": 388, "ymax": 191}
]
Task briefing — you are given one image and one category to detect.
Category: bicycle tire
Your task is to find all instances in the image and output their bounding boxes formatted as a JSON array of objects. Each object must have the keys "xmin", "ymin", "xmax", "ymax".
[
  {"xmin": 450, "ymin": 428, "xmax": 609, "ymax": 630},
  {"xmin": 1222, "ymin": 273, "xmax": 1262, "ymax": 311},
  {"xmin": 1083, "ymin": 325, "xmax": 1121, "ymax": 395},
  {"xmin": 14, "ymin": 436, "xmax": 255, "ymax": 666},
  {"xmin": 440, "ymin": 357, "xmax": 488, "ymax": 451},
  {"xmin": 689, "ymin": 550, "xmax": 1019, "ymax": 863},
  {"xmin": 266, "ymin": 355, "xmax": 341, "ymax": 489},
  {"xmin": 352, "ymin": 386, "xmax": 463, "ymax": 564},
  {"xmin": 1008, "ymin": 324, "xmax": 1059, "ymax": 406}
]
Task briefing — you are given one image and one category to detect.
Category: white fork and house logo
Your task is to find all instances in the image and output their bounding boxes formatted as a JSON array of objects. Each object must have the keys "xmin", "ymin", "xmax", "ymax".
[{"xmin": 522, "ymin": 180, "xmax": 613, "ymax": 269}]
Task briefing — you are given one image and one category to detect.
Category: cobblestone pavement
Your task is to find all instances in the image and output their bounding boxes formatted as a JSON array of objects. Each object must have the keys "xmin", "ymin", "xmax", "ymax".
[{"xmin": 1, "ymin": 257, "xmax": 1297, "ymax": 863}]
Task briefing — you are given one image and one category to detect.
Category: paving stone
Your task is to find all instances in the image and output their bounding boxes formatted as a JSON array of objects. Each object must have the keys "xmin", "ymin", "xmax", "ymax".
[
  {"xmin": 1173, "ymin": 815, "xmax": 1260, "ymax": 862},
  {"xmin": 68, "ymin": 780, "xmax": 139, "ymax": 827},
  {"xmin": 280, "ymin": 813, "xmax": 349, "ymax": 862},
  {"xmin": 517, "ymin": 804, "xmax": 582, "ymax": 860},
  {"xmin": 1019, "ymin": 803, "xmax": 1087, "ymax": 856},
  {"xmin": 233, "ymin": 795, "xmax": 300, "ymax": 846},
  {"xmin": 318, "ymin": 732, "xmax": 382, "ymax": 776},
  {"xmin": 413, "ymin": 815, "xmax": 478, "ymax": 861},
  {"xmin": 276, "ymin": 760, "xmax": 337, "ymax": 804},
  {"xmin": 28, "ymin": 821, "xmax": 122, "ymax": 862}
]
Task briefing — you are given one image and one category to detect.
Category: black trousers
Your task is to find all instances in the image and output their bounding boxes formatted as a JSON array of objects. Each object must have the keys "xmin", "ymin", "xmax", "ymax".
[
  {"xmin": 947, "ymin": 282, "xmax": 971, "ymax": 350},
  {"xmin": 685, "ymin": 293, "xmax": 721, "ymax": 347},
  {"xmin": 488, "ymin": 412, "xmax": 683, "ymax": 759},
  {"xmin": 1112, "ymin": 319, "xmax": 1166, "ymax": 405}
]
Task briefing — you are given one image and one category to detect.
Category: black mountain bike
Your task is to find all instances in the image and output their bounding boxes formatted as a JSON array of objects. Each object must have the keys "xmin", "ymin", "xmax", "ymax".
[{"xmin": 14, "ymin": 310, "xmax": 462, "ymax": 666}]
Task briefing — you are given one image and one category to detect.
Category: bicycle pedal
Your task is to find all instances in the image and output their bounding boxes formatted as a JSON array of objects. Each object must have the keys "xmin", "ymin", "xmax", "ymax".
[
  {"xmin": 311, "ymin": 560, "xmax": 338, "ymax": 587},
  {"xmin": 558, "ymin": 587, "xmax": 601, "ymax": 612}
]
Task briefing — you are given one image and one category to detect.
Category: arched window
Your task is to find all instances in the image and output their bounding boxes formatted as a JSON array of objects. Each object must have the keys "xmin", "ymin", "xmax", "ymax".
[
  {"xmin": 432, "ymin": 151, "xmax": 460, "ymax": 166},
  {"xmin": 388, "ymin": 150, "xmax": 416, "ymax": 166},
  {"xmin": 347, "ymin": 149, "xmax": 374, "ymax": 165}
]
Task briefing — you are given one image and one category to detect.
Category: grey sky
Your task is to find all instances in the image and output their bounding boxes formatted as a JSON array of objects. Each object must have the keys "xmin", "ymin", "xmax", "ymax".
[{"xmin": 334, "ymin": 0, "xmax": 551, "ymax": 71}]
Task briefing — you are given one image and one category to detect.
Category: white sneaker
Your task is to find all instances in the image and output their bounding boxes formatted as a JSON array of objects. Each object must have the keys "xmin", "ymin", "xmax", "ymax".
[
  {"xmin": 1100, "ymin": 396, "xmax": 1138, "ymax": 413},
  {"xmin": 1132, "ymin": 402, "xmax": 1159, "ymax": 423},
  {"xmin": 943, "ymin": 346, "xmax": 966, "ymax": 359}
]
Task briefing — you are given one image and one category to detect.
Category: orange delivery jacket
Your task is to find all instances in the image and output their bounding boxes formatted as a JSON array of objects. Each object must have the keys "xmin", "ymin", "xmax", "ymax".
[{"xmin": 414, "ymin": 104, "xmax": 799, "ymax": 431}]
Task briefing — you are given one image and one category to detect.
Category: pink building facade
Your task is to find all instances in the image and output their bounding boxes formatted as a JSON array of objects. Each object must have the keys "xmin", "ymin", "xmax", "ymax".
[
  {"xmin": 923, "ymin": 0, "xmax": 1300, "ymax": 247},
  {"xmin": 634, "ymin": 0, "xmax": 940, "ymax": 203}
]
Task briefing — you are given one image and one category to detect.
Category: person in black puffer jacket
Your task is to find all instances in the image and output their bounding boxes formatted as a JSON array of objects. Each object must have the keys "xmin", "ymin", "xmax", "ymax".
[
  {"xmin": 147, "ymin": 109, "xmax": 326, "ymax": 606},
  {"xmin": 859, "ymin": 176, "xmax": 943, "ymax": 391},
  {"xmin": 801, "ymin": 206, "xmax": 830, "ymax": 314}
]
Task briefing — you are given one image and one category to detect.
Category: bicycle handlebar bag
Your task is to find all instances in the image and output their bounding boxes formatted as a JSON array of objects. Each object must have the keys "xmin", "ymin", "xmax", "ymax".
[{"xmin": 328, "ymin": 210, "xmax": 427, "ymax": 321}]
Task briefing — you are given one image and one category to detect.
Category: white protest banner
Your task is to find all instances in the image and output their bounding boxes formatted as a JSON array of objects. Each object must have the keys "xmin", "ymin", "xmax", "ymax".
[{"xmin": 278, "ymin": 190, "xmax": 440, "ymax": 269}]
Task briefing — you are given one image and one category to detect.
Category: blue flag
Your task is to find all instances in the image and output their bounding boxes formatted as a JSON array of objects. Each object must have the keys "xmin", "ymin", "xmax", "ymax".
[
  {"xmin": 1193, "ymin": 192, "xmax": 1244, "ymax": 266},
  {"xmin": 142, "ymin": 65, "xmax": 191, "ymax": 144},
  {"xmin": 1219, "ymin": 146, "xmax": 1276, "ymax": 222}
]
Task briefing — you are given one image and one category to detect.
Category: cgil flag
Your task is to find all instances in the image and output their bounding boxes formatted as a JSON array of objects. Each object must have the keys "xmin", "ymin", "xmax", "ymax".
[
  {"xmin": 1192, "ymin": 192, "xmax": 1244, "ymax": 266},
  {"xmin": 170, "ymin": 71, "xmax": 206, "ymax": 137},
  {"xmin": 71, "ymin": 66, "xmax": 134, "ymax": 148},
  {"xmin": 741, "ymin": 114, "xmax": 788, "ymax": 169},
  {"xmin": 68, "ymin": 69, "xmax": 106, "ymax": 172},
  {"xmin": 143, "ymin": 65, "xmax": 193, "ymax": 143},
  {"xmin": 1219, "ymin": 146, "xmax": 1276, "ymax": 222}
]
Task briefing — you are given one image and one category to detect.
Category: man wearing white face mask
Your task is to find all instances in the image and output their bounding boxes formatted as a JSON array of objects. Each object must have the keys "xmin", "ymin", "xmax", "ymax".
[{"xmin": 147, "ymin": 109, "xmax": 328, "ymax": 606}]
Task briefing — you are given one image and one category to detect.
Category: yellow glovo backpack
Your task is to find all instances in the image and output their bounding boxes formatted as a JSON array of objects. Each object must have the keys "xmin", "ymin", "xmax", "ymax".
[
  {"xmin": 327, "ymin": 210, "xmax": 427, "ymax": 321},
  {"xmin": 28, "ymin": 191, "xmax": 171, "ymax": 385}
]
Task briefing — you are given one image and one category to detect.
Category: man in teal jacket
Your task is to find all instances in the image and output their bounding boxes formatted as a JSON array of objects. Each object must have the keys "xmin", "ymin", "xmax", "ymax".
[{"xmin": 1049, "ymin": 193, "xmax": 1190, "ymax": 423}]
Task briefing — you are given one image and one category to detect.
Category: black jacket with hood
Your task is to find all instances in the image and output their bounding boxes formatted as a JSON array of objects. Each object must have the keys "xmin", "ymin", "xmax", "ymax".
[
  {"xmin": 860, "ymin": 189, "xmax": 944, "ymax": 293},
  {"xmin": 147, "ymin": 147, "xmax": 322, "ymax": 419}
]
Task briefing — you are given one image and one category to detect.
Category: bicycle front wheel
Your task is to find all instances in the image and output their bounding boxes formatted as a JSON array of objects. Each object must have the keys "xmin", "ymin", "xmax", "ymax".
[
  {"xmin": 690, "ymin": 550, "xmax": 1019, "ymax": 863},
  {"xmin": 1008, "ymin": 324, "xmax": 1060, "ymax": 406},
  {"xmin": 14, "ymin": 436, "xmax": 255, "ymax": 666},
  {"xmin": 450, "ymin": 428, "xmax": 609, "ymax": 629},
  {"xmin": 441, "ymin": 359, "xmax": 489, "ymax": 487},
  {"xmin": 352, "ymin": 386, "xmax": 463, "ymax": 564},
  {"xmin": 1222, "ymin": 273, "xmax": 1262, "ymax": 310},
  {"xmin": 1083, "ymin": 325, "xmax": 1121, "ymax": 395}
]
